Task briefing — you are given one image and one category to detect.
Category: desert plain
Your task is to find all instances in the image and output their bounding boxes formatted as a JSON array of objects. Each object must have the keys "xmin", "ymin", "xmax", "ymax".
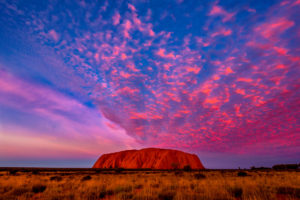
[{"xmin": 0, "ymin": 168, "xmax": 299, "ymax": 200}]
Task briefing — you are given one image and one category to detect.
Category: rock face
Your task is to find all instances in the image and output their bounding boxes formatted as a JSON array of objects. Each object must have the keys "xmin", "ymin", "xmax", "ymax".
[{"xmin": 93, "ymin": 148, "xmax": 204, "ymax": 169}]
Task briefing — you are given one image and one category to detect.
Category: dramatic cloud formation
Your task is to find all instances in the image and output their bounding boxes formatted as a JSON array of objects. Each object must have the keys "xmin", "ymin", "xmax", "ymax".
[{"xmin": 0, "ymin": 0, "xmax": 299, "ymax": 168}]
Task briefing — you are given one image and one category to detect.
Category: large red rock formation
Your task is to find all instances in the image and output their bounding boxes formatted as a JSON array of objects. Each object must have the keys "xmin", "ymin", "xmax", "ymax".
[{"xmin": 93, "ymin": 148, "xmax": 205, "ymax": 169}]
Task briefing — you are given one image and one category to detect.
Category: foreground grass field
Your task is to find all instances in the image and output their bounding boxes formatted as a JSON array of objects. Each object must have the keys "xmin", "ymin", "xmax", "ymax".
[{"xmin": 0, "ymin": 168, "xmax": 299, "ymax": 200}]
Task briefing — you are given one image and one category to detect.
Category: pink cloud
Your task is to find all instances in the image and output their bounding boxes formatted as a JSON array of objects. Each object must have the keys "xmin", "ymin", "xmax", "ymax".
[
  {"xmin": 130, "ymin": 12, "xmax": 155, "ymax": 37},
  {"xmin": 224, "ymin": 67, "xmax": 234, "ymax": 75},
  {"xmin": 195, "ymin": 37, "xmax": 210, "ymax": 47},
  {"xmin": 274, "ymin": 46, "xmax": 288, "ymax": 55},
  {"xmin": 185, "ymin": 66, "xmax": 201, "ymax": 74},
  {"xmin": 156, "ymin": 48, "xmax": 176, "ymax": 59},
  {"xmin": 148, "ymin": 26, "xmax": 155, "ymax": 37},
  {"xmin": 128, "ymin": 3, "xmax": 136, "ymax": 12},
  {"xmin": 123, "ymin": 20, "xmax": 132, "ymax": 38},
  {"xmin": 237, "ymin": 77, "xmax": 253, "ymax": 83},
  {"xmin": 247, "ymin": 8, "xmax": 256, "ymax": 13},
  {"xmin": 121, "ymin": 53, "xmax": 127, "ymax": 60},
  {"xmin": 275, "ymin": 64, "xmax": 286, "ymax": 69},
  {"xmin": 117, "ymin": 86, "xmax": 139, "ymax": 95},
  {"xmin": 94, "ymin": 53, "xmax": 100, "ymax": 63},
  {"xmin": 48, "ymin": 29, "xmax": 59, "ymax": 42},
  {"xmin": 112, "ymin": 12, "xmax": 121, "ymax": 25},
  {"xmin": 236, "ymin": 89, "xmax": 246, "ymax": 95},
  {"xmin": 163, "ymin": 63, "xmax": 172, "ymax": 70},
  {"xmin": 293, "ymin": 0, "xmax": 300, "ymax": 5},
  {"xmin": 211, "ymin": 27, "xmax": 232, "ymax": 37},
  {"xmin": 209, "ymin": 5, "xmax": 235, "ymax": 22},
  {"xmin": 120, "ymin": 71, "xmax": 133, "ymax": 79},
  {"xmin": 126, "ymin": 63, "xmax": 139, "ymax": 72},
  {"xmin": 256, "ymin": 17, "xmax": 294, "ymax": 41}
]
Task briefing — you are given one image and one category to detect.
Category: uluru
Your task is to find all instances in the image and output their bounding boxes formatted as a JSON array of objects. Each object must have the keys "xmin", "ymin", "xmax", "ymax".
[{"xmin": 93, "ymin": 148, "xmax": 205, "ymax": 169}]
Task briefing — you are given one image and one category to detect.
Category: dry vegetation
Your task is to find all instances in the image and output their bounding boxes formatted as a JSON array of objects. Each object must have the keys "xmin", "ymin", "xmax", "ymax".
[{"xmin": 0, "ymin": 169, "xmax": 299, "ymax": 200}]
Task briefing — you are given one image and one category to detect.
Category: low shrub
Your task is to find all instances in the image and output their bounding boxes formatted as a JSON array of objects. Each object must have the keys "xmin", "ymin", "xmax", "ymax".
[
  {"xmin": 183, "ymin": 165, "xmax": 191, "ymax": 171},
  {"xmin": 194, "ymin": 173, "xmax": 206, "ymax": 179},
  {"xmin": 135, "ymin": 184, "xmax": 143, "ymax": 189},
  {"xmin": 229, "ymin": 187, "xmax": 243, "ymax": 198},
  {"xmin": 190, "ymin": 183, "xmax": 195, "ymax": 190},
  {"xmin": 81, "ymin": 175, "xmax": 92, "ymax": 181},
  {"xmin": 118, "ymin": 192, "xmax": 134, "ymax": 199},
  {"xmin": 174, "ymin": 171, "xmax": 183, "ymax": 176},
  {"xmin": 151, "ymin": 183, "xmax": 160, "ymax": 188},
  {"xmin": 158, "ymin": 190, "xmax": 175, "ymax": 200},
  {"xmin": 32, "ymin": 184, "xmax": 46, "ymax": 193},
  {"xmin": 114, "ymin": 185, "xmax": 132, "ymax": 193},
  {"xmin": 32, "ymin": 170, "xmax": 39, "ymax": 175},
  {"xmin": 50, "ymin": 176, "xmax": 62, "ymax": 181},
  {"xmin": 12, "ymin": 187, "xmax": 30, "ymax": 196},
  {"xmin": 0, "ymin": 186, "xmax": 12, "ymax": 194},
  {"xmin": 115, "ymin": 168, "xmax": 125, "ymax": 173},
  {"xmin": 237, "ymin": 171, "xmax": 247, "ymax": 177},
  {"xmin": 9, "ymin": 170, "xmax": 18, "ymax": 175},
  {"xmin": 98, "ymin": 189, "xmax": 113, "ymax": 198},
  {"xmin": 133, "ymin": 194, "xmax": 157, "ymax": 200},
  {"xmin": 277, "ymin": 187, "xmax": 300, "ymax": 198}
]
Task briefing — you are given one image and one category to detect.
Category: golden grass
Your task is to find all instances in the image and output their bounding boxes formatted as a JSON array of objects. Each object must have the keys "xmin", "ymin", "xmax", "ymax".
[{"xmin": 0, "ymin": 170, "xmax": 299, "ymax": 200}]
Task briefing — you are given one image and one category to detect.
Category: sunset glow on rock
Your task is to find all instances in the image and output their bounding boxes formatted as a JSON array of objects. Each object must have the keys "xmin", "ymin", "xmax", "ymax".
[{"xmin": 93, "ymin": 148, "xmax": 205, "ymax": 169}]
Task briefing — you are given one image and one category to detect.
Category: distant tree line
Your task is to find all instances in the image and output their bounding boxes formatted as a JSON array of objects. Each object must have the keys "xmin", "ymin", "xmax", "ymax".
[
  {"xmin": 250, "ymin": 164, "xmax": 299, "ymax": 170},
  {"xmin": 272, "ymin": 164, "xmax": 299, "ymax": 170},
  {"xmin": 250, "ymin": 166, "xmax": 271, "ymax": 170}
]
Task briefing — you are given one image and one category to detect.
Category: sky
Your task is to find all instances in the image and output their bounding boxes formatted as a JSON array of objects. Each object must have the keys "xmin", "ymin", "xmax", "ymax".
[{"xmin": 0, "ymin": 0, "xmax": 299, "ymax": 169}]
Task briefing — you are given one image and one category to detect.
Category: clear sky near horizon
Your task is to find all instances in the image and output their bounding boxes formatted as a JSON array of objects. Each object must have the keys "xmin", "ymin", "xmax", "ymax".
[{"xmin": 0, "ymin": 0, "xmax": 299, "ymax": 169}]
